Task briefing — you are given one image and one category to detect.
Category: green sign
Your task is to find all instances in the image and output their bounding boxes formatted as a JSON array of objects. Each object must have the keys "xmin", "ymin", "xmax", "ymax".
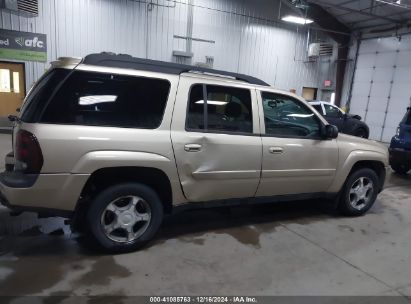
[{"xmin": 0, "ymin": 29, "xmax": 47, "ymax": 62}]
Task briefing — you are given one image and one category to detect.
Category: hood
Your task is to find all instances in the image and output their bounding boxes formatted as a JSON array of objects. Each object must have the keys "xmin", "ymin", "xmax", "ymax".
[
  {"xmin": 337, "ymin": 133, "xmax": 389, "ymax": 162},
  {"xmin": 347, "ymin": 113, "xmax": 362, "ymax": 120}
]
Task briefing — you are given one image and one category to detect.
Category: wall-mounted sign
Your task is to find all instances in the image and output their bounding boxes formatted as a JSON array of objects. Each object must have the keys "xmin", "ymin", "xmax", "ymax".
[
  {"xmin": 324, "ymin": 80, "xmax": 332, "ymax": 87},
  {"xmin": 0, "ymin": 29, "xmax": 47, "ymax": 62}
]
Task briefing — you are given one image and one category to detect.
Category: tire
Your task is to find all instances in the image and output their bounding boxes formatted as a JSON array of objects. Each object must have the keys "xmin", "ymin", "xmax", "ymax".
[
  {"xmin": 353, "ymin": 128, "xmax": 368, "ymax": 138},
  {"xmin": 391, "ymin": 163, "xmax": 410, "ymax": 175},
  {"xmin": 338, "ymin": 168, "xmax": 379, "ymax": 216},
  {"xmin": 86, "ymin": 183, "xmax": 164, "ymax": 253}
]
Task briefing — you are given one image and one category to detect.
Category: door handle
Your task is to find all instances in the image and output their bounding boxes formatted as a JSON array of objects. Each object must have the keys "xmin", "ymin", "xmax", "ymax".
[
  {"xmin": 269, "ymin": 147, "xmax": 283, "ymax": 154},
  {"xmin": 184, "ymin": 144, "xmax": 202, "ymax": 152}
]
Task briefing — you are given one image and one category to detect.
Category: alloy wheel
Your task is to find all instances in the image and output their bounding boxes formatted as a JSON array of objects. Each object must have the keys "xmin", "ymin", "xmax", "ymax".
[{"xmin": 100, "ymin": 195, "xmax": 151, "ymax": 243}]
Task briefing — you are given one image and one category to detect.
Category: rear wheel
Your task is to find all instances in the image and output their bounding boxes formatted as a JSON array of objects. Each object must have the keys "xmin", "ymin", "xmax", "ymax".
[
  {"xmin": 338, "ymin": 168, "xmax": 379, "ymax": 216},
  {"xmin": 391, "ymin": 163, "xmax": 410, "ymax": 175},
  {"xmin": 86, "ymin": 183, "xmax": 163, "ymax": 253}
]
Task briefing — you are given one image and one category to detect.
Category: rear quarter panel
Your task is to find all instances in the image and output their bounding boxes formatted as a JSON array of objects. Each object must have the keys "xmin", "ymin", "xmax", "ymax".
[{"xmin": 15, "ymin": 69, "xmax": 187, "ymax": 207}]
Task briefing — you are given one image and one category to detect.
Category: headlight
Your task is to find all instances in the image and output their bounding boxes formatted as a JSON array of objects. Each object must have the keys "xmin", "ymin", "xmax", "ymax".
[{"xmin": 396, "ymin": 127, "xmax": 400, "ymax": 137}]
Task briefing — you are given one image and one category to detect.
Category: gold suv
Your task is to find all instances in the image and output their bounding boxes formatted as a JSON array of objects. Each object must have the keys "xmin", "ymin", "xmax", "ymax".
[{"xmin": 0, "ymin": 53, "xmax": 389, "ymax": 252}]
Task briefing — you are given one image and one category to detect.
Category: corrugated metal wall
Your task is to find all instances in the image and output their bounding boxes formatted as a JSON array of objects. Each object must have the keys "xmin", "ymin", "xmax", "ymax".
[{"xmin": 1, "ymin": 0, "xmax": 335, "ymax": 96}]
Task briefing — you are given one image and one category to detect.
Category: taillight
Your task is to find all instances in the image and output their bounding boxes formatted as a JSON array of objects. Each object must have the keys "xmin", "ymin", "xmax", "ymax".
[{"xmin": 15, "ymin": 130, "xmax": 44, "ymax": 174}]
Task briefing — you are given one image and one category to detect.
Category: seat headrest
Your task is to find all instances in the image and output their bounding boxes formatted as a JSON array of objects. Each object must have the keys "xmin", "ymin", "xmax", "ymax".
[{"xmin": 225, "ymin": 102, "xmax": 242, "ymax": 118}]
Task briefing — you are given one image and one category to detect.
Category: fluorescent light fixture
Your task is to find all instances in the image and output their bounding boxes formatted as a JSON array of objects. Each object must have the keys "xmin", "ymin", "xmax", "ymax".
[
  {"xmin": 195, "ymin": 100, "xmax": 228, "ymax": 106},
  {"xmin": 79, "ymin": 95, "xmax": 117, "ymax": 105},
  {"xmin": 281, "ymin": 15, "xmax": 313, "ymax": 25}
]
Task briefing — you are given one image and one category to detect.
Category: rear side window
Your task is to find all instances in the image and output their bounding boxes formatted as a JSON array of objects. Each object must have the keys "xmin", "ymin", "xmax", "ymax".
[
  {"xmin": 21, "ymin": 68, "xmax": 70, "ymax": 122},
  {"xmin": 41, "ymin": 71, "xmax": 170, "ymax": 129},
  {"xmin": 402, "ymin": 108, "xmax": 411, "ymax": 125},
  {"xmin": 186, "ymin": 84, "xmax": 253, "ymax": 134}
]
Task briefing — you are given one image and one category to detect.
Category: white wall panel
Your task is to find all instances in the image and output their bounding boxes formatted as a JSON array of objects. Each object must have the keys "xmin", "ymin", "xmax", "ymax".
[
  {"xmin": 0, "ymin": 0, "xmax": 334, "ymax": 97},
  {"xmin": 346, "ymin": 34, "xmax": 411, "ymax": 142}
]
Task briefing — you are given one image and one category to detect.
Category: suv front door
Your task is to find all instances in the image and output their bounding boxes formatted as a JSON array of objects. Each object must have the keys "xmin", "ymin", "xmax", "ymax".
[
  {"xmin": 171, "ymin": 77, "xmax": 262, "ymax": 202},
  {"xmin": 256, "ymin": 91, "xmax": 338, "ymax": 197}
]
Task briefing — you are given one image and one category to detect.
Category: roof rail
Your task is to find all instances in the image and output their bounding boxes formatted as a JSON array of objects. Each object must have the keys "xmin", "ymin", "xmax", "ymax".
[{"xmin": 82, "ymin": 52, "xmax": 269, "ymax": 86}]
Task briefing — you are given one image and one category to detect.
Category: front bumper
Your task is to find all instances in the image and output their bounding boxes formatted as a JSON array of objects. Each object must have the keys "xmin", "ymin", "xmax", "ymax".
[
  {"xmin": 389, "ymin": 148, "xmax": 411, "ymax": 166},
  {"xmin": 0, "ymin": 171, "xmax": 90, "ymax": 216}
]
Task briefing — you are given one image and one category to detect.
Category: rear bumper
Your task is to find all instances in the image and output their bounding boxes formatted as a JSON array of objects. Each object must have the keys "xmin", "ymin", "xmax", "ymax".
[
  {"xmin": 0, "ymin": 171, "xmax": 90, "ymax": 215},
  {"xmin": 389, "ymin": 148, "xmax": 411, "ymax": 166}
]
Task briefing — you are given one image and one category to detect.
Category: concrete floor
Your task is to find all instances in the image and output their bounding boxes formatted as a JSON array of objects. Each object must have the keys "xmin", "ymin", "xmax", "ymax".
[{"xmin": 0, "ymin": 133, "xmax": 411, "ymax": 297}]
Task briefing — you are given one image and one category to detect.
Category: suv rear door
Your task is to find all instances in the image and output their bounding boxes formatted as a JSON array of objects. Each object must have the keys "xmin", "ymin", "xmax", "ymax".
[
  {"xmin": 256, "ymin": 90, "xmax": 338, "ymax": 196},
  {"xmin": 171, "ymin": 76, "xmax": 262, "ymax": 202}
]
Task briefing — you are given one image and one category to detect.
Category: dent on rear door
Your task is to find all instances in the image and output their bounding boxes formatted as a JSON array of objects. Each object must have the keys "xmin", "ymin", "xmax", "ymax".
[{"xmin": 170, "ymin": 78, "xmax": 263, "ymax": 202}]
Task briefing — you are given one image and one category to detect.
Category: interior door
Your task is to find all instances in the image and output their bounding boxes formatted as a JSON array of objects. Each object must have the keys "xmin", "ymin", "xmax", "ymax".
[
  {"xmin": 256, "ymin": 90, "xmax": 338, "ymax": 197},
  {"xmin": 171, "ymin": 77, "xmax": 262, "ymax": 202},
  {"xmin": 0, "ymin": 62, "xmax": 25, "ymax": 118}
]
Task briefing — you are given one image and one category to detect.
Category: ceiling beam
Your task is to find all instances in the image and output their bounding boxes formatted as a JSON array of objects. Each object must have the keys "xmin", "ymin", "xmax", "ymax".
[
  {"xmin": 308, "ymin": 0, "xmax": 403, "ymax": 24},
  {"xmin": 331, "ymin": 1, "xmax": 388, "ymax": 19},
  {"xmin": 349, "ymin": 9, "xmax": 411, "ymax": 26}
]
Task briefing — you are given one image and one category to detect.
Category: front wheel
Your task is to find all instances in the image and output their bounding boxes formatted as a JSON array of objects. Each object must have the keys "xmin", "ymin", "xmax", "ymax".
[
  {"xmin": 338, "ymin": 168, "xmax": 379, "ymax": 216},
  {"xmin": 86, "ymin": 183, "xmax": 164, "ymax": 253},
  {"xmin": 391, "ymin": 163, "xmax": 410, "ymax": 175}
]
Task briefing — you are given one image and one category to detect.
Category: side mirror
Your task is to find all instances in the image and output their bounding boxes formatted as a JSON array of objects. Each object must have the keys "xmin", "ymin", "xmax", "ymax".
[
  {"xmin": 324, "ymin": 124, "xmax": 339, "ymax": 139},
  {"xmin": 352, "ymin": 114, "xmax": 362, "ymax": 120}
]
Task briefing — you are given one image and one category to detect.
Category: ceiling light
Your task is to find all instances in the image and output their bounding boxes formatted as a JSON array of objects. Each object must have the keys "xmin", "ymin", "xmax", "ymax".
[{"xmin": 281, "ymin": 15, "xmax": 313, "ymax": 25}]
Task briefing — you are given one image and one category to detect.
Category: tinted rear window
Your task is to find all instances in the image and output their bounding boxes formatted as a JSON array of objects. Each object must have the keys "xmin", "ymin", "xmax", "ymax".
[
  {"xmin": 40, "ymin": 71, "xmax": 170, "ymax": 129},
  {"xmin": 402, "ymin": 109, "xmax": 411, "ymax": 125},
  {"xmin": 21, "ymin": 68, "xmax": 70, "ymax": 122}
]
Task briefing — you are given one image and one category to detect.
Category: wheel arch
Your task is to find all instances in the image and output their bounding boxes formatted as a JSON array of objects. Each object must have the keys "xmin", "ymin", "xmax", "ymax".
[
  {"xmin": 329, "ymin": 151, "xmax": 387, "ymax": 193},
  {"xmin": 348, "ymin": 160, "xmax": 385, "ymax": 192},
  {"xmin": 77, "ymin": 166, "xmax": 174, "ymax": 216}
]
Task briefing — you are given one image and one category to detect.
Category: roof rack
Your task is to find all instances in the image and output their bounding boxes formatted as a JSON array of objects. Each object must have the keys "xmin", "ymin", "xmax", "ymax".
[{"xmin": 82, "ymin": 53, "xmax": 269, "ymax": 86}]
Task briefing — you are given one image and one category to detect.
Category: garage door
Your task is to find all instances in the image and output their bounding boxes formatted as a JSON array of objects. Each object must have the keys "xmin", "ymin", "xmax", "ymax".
[{"xmin": 350, "ymin": 34, "xmax": 411, "ymax": 142}]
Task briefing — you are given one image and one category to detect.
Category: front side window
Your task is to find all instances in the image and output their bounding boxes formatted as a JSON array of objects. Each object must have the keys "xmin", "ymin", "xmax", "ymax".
[
  {"xmin": 323, "ymin": 104, "xmax": 342, "ymax": 118},
  {"xmin": 261, "ymin": 92, "xmax": 321, "ymax": 138},
  {"xmin": 41, "ymin": 71, "xmax": 170, "ymax": 129},
  {"xmin": 186, "ymin": 84, "xmax": 253, "ymax": 134}
]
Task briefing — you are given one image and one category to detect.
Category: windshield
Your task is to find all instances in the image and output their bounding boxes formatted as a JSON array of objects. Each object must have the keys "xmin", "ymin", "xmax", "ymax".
[{"xmin": 402, "ymin": 108, "xmax": 411, "ymax": 126}]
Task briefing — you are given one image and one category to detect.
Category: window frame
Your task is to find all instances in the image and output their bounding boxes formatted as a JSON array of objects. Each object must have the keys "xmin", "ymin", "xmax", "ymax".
[
  {"xmin": 260, "ymin": 91, "xmax": 325, "ymax": 140},
  {"xmin": 38, "ymin": 70, "xmax": 172, "ymax": 130},
  {"xmin": 310, "ymin": 103, "xmax": 325, "ymax": 116},
  {"xmin": 185, "ymin": 83, "xmax": 256, "ymax": 136}
]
